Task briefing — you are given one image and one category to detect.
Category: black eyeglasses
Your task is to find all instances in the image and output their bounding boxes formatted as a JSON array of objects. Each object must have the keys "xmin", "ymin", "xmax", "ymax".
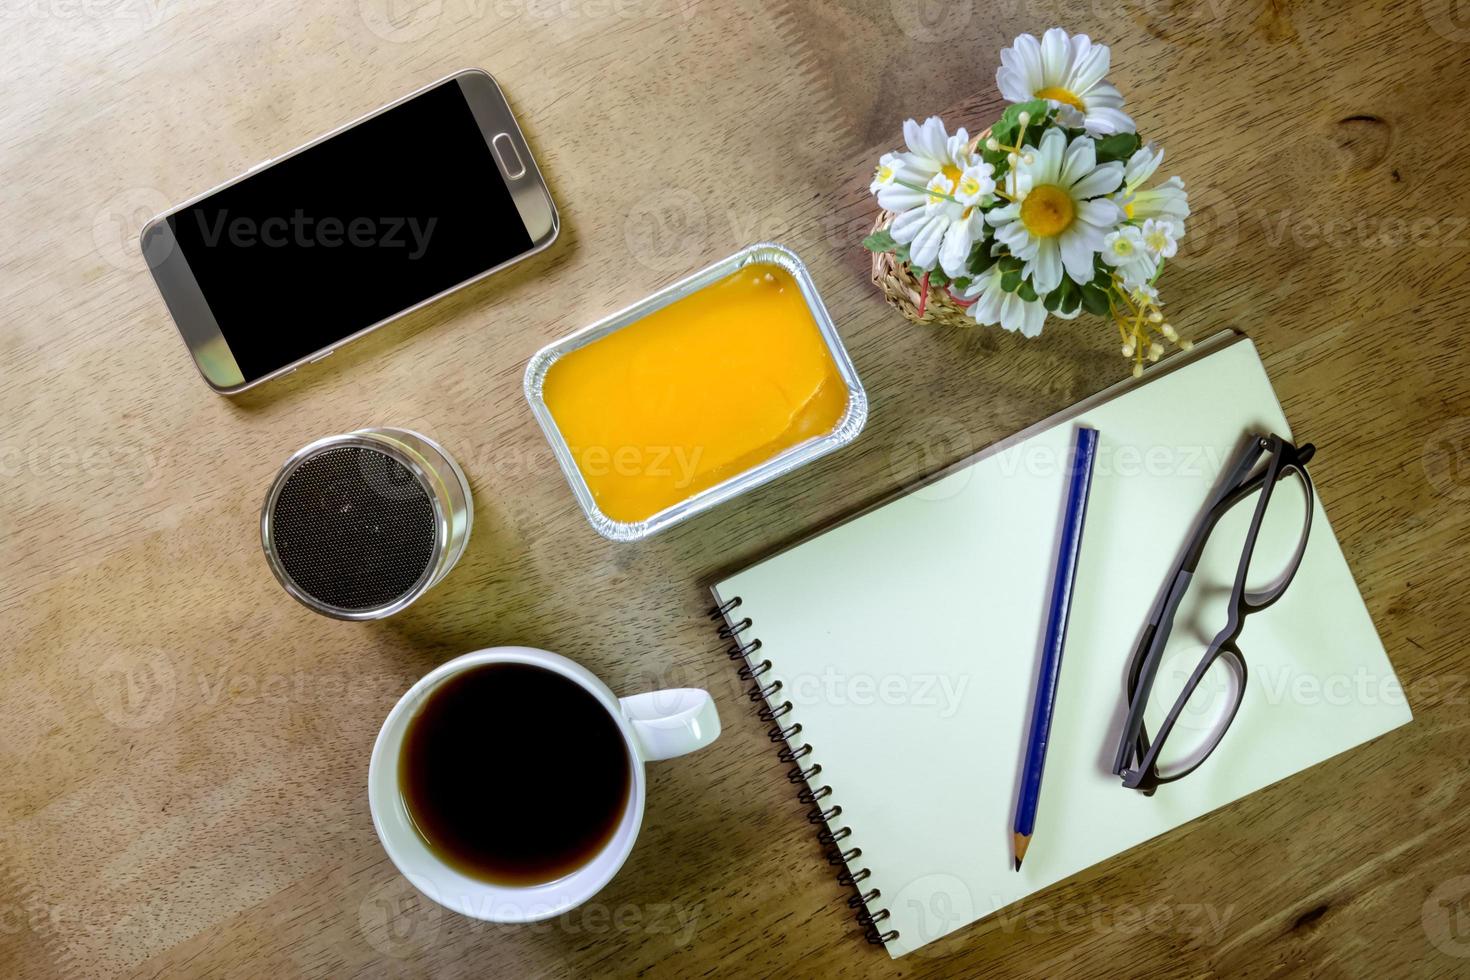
[{"xmin": 1111, "ymin": 433, "xmax": 1316, "ymax": 795}]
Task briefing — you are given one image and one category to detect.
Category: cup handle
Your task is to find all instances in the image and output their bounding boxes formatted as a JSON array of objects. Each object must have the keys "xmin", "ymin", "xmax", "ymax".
[{"xmin": 619, "ymin": 689, "xmax": 721, "ymax": 762}]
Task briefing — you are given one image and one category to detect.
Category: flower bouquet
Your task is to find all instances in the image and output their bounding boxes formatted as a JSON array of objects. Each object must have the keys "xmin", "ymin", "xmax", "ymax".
[{"xmin": 865, "ymin": 28, "xmax": 1191, "ymax": 375}]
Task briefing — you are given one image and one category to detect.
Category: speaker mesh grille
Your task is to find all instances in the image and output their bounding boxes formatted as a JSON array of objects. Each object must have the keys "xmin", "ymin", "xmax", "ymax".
[{"xmin": 270, "ymin": 446, "xmax": 438, "ymax": 612}]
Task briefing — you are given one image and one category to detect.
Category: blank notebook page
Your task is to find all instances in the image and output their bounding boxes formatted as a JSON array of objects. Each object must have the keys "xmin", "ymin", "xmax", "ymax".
[{"xmin": 712, "ymin": 338, "xmax": 1411, "ymax": 957}]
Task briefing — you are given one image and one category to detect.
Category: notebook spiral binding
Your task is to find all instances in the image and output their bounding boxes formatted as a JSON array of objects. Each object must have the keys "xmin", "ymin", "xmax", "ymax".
[{"xmin": 709, "ymin": 596, "xmax": 898, "ymax": 946}]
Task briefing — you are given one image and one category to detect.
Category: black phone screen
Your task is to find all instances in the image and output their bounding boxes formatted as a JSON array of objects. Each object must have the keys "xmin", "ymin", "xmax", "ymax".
[{"xmin": 167, "ymin": 78, "xmax": 533, "ymax": 382}]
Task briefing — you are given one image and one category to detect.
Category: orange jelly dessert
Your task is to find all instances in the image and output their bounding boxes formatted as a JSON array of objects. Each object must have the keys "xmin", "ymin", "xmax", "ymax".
[{"xmin": 542, "ymin": 264, "xmax": 850, "ymax": 524}]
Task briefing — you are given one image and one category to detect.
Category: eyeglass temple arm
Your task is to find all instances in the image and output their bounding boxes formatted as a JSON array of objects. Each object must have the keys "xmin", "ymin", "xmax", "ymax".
[
  {"xmin": 1179, "ymin": 441, "xmax": 1275, "ymax": 573},
  {"xmin": 1112, "ymin": 436, "xmax": 1315, "ymax": 782},
  {"xmin": 1182, "ymin": 439, "xmax": 1314, "ymax": 577},
  {"xmin": 1111, "ymin": 597, "xmax": 1180, "ymax": 776},
  {"xmin": 1111, "ymin": 437, "xmax": 1270, "ymax": 778}
]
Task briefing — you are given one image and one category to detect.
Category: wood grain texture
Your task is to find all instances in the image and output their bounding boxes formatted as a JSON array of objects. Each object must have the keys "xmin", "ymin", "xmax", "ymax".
[{"xmin": 3, "ymin": 0, "xmax": 1469, "ymax": 976}]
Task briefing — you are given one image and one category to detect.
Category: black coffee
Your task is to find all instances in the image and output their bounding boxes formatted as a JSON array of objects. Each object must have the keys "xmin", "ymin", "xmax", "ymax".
[{"xmin": 398, "ymin": 662, "xmax": 632, "ymax": 886}]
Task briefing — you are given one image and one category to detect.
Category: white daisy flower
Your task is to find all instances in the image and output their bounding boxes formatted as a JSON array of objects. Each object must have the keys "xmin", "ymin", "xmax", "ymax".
[
  {"xmin": 891, "ymin": 191, "xmax": 986, "ymax": 278},
  {"xmin": 1101, "ymin": 224, "xmax": 1145, "ymax": 265},
  {"xmin": 877, "ymin": 118, "xmax": 996, "ymax": 277},
  {"xmin": 954, "ymin": 161, "xmax": 997, "ymax": 207},
  {"xmin": 1122, "ymin": 142, "xmax": 1164, "ymax": 191},
  {"xmin": 1141, "ymin": 218, "xmax": 1178, "ymax": 258},
  {"xmin": 959, "ymin": 262, "xmax": 1049, "ymax": 338},
  {"xmin": 873, "ymin": 116, "xmax": 973, "ymax": 214},
  {"xmin": 869, "ymin": 152, "xmax": 904, "ymax": 195},
  {"xmin": 1114, "ymin": 144, "xmax": 1189, "ymax": 234},
  {"xmin": 1101, "ymin": 225, "xmax": 1156, "ymax": 289},
  {"xmin": 1130, "ymin": 282, "xmax": 1159, "ymax": 306},
  {"xmin": 996, "ymin": 28, "xmax": 1134, "ymax": 136},
  {"xmin": 985, "ymin": 127, "xmax": 1123, "ymax": 295},
  {"xmin": 923, "ymin": 173, "xmax": 954, "ymax": 210}
]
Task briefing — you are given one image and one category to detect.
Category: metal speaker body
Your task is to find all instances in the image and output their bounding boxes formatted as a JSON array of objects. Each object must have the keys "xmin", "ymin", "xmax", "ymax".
[{"xmin": 261, "ymin": 428, "xmax": 472, "ymax": 620}]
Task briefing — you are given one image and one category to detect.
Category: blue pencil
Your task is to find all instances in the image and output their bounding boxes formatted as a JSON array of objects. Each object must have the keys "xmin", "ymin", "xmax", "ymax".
[{"xmin": 1013, "ymin": 425, "xmax": 1099, "ymax": 871}]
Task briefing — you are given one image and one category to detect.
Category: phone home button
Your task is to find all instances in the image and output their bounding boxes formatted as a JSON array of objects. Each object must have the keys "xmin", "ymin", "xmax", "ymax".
[{"xmin": 491, "ymin": 133, "xmax": 526, "ymax": 179}]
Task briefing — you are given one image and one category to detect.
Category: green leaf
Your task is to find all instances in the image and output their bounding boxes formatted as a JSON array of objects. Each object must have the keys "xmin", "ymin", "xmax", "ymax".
[
  {"xmin": 967, "ymin": 241, "xmax": 998, "ymax": 275},
  {"xmin": 1060, "ymin": 286, "xmax": 1082, "ymax": 315},
  {"xmin": 1000, "ymin": 269, "xmax": 1022, "ymax": 293},
  {"xmin": 998, "ymin": 255, "xmax": 1024, "ymax": 274},
  {"xmin": 998, "ymin": 99, "xmax": 1048, "ymax": 138},
  {"xmin": 1046, "ymin": 278, "xmax": 1077, "ymax": 313},
  {"xmin": 862, "ymin": 229, "xmax": 898, "ymax": 253},
  {"xmin": 1043, "ymin": 285, "xmax": 1063, "ymax": 312},
  {"xmin": 1094, "ymin": 131, "xmax": 1141, "ymax": 165},
  {"xmin": 1081, "ymin": 283, "xmax": 1111, "ymax": 316},
  {"xmin": 951, "ymin": 277, "xmax": 971, "ymax": 291},
  {"xmin": 1017, "ymin": 281, "xmax": 1038, "ymax": 302},
  {"xmin": 894, "ymin": 241, "xmax": 911, "ymax": 263},
  {"xmin": 981, "ymin": 142, "xmax": 1011, "ymax": 172},
  {"xmin": 927, "ymin": 267, "xmax": 951, "ymax": 288}
]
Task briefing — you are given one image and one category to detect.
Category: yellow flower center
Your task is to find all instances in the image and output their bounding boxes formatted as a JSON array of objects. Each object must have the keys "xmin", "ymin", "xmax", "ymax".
[
  {"xmin": 1035, "ymin": 86, "xmax": 1085, "ymax": 111},
  {"xmin": 875, "ymin": 163, "xmax": 895, "ymax": 183},
  {"xmin": 957, "ymin": 173, "xmax": 982, "ymax": 198},
  {"xmin": 1019, "ymin": 184, "xmax": 1075, "ymax": 238},
  {"xmin": 941, "ymin": 163, "xmax": 963, "ymax": 185},
  {"xmin": 1123, "ymin": 200, "xmax": 1136, "ymax": 220}
]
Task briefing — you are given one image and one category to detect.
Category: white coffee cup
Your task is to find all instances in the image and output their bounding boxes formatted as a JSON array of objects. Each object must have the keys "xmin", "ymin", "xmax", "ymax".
[{"xmin": 368, "ymin": 646, "xmax": 720, "ymax": 922}]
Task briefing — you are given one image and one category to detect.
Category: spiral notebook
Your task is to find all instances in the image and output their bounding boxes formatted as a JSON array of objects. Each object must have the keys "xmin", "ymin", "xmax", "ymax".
[{"xmin": 709, "ymin": 334, "xmax": 1411, "ymax": 957}]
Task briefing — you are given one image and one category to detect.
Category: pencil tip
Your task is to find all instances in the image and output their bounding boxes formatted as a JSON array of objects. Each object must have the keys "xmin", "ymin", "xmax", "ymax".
[{"xmin": 1012, "ymin": 831, "xmax": 1031, "ymax": 870}]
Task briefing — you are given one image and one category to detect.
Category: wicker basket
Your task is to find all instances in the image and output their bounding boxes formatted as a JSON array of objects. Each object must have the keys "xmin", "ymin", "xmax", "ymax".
[{"xmin": 869, "ymin": 130, "xmax": 988, "ymax": 329}]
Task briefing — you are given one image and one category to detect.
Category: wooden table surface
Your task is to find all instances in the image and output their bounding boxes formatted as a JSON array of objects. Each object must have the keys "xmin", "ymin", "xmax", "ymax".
[{"xmin": 4, "ymin": 0, "xmax": 1470, "ymax": 976}]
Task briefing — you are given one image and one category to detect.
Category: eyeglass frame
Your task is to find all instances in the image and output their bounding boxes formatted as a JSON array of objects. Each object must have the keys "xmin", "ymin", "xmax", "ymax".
[{"xmin": 1111, "ymin": 432, "xmax": 1317, "ymax": 795}]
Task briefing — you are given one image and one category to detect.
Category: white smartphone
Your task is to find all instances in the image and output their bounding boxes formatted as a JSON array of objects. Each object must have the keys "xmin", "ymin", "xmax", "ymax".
[{"xmin": 141, "ymin": 69, "xmax": 559, "ymax": 394}]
